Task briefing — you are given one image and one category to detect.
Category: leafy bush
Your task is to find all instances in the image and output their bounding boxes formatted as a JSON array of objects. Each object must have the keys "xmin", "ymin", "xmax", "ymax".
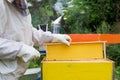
[
  {"xmin": 63, "ymin": 0, "xmax": 120, "ymax": 33},
  {"xmin": 29, "ymin": 54, "xmax": 45, "ymax": 68},
  {"xmin": 107, "ymin": 44, "xmax": 120, "ymax": 79},
  {"xmin": 115, "ymin": 66, "xmax": 120, "ymax": 79},
  {"xmin": 107, "ymin": 44, "xmax": 120, "ymax": 66}
]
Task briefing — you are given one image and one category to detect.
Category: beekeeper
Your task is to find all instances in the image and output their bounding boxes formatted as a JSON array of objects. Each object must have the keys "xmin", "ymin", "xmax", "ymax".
[{"xmin": 0, "ymin": 0, "xmax": 71, "ymax": 80}]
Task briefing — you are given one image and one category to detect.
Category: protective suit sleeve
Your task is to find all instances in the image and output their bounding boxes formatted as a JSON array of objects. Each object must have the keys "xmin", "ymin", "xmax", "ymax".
[
  {"xmin": 32, "ymin": 28, "xmax": 71, "ymax": 46},
  {"xmin": 0, "ymin": 38, "xmax": 23, "ymax": 60},
  {"xmin": 32, "ymin": 28, "xmax": 53, "ymax": 46}
]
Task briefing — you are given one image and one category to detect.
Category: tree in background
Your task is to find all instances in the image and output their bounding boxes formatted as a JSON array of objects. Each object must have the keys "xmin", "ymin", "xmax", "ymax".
[
  {"xmin": 63, "ymin": 0, "xmax": 120, "ymax": 33},
  {"xmin": 28, "ymin": 0, "xmax": 56, "ymax": 28}
]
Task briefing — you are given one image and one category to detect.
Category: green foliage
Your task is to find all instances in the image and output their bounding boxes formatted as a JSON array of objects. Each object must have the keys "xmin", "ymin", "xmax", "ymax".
[
  {"xmin": 63, "ymin": 0, "xmax": 120, "ymax": 33},
  {"xmin": 28, "ymin": 0, "xmax": 56, "ymax": 28},
  {"xmin": 29, "ymin": 54, "xmax": 45, "ymax": 68},
  {"xmin": 107, "ymin": 44, "xmax": 120, "ymax": 66},
  {"xmin": 96, "ymin": 21, "xmax": 112, "ymax": 33},
  {"xmin": 115, "ymin": 66, "xmax": 120, "ymax": 79},
  {"xmin": 107, "ymin": 44, "xmax": 120, "ymax": 79}
]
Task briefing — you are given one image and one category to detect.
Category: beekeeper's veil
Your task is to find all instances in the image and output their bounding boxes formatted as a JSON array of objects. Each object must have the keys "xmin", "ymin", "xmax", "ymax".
[{"xmin": 7, "ymin": 0, "xmax": 29, "ymax": 16}]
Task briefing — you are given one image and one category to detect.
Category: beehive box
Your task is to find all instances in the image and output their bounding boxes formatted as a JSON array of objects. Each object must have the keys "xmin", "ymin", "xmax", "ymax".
[
  {"xmin": 41, "ymin": 59, "xmax": 114, "ymax": 80},
  {"xmin": 46, "ymin": 42, "xmax": 106, "ymax": 60},
  {"xmin": 41, "ymin": 42, "xmax": 114, "ymax": 80}
]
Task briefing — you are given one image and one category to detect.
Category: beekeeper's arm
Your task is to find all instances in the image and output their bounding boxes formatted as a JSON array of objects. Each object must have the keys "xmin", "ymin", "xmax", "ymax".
[
  {"xmin": 0, "ymin": 38, "xmax": 22, "ymax": 60},
  {"xmin": 0, "ymin": 38, "xmax": 40, "ymax": 61},
  {"xmin": 32, "ymin": 28, "xmax": 71, "ymax": 46},
  {"xmin": 0, "ymin": 19, "xmax": 40, "ymax": 62}
]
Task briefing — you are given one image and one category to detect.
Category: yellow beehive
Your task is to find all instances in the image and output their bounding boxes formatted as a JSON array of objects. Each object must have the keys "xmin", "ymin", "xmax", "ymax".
[
  {"xmin": 41, "ymin": 42, "xmax": 114, "ymax": 80},
  {"xmin": 41, "ymin": 59, "xmax": 114, "ymax": 80},
  {"xmin": 46, "ymin": 42, "xmax": 106, "ymax": 60}
]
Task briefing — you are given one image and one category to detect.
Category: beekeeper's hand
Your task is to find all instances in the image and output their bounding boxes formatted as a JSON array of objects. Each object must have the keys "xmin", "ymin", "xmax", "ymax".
[
  {"xmin": 18, "ymin": 44, "xmax": 40, "ymax": 62},
  {"xmin": 51, "ymin": 34, "xmax": 71, "ymax": 46}
]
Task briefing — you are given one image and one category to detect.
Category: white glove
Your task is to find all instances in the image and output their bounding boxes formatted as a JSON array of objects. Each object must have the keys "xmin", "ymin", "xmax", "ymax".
[
  {"xmin": 18, "ymin": 44, "xmax": 40, "ymax": 62},
  {"xmin": 51, "ymin": 34, "xmax": 71, "ymax": 46}
]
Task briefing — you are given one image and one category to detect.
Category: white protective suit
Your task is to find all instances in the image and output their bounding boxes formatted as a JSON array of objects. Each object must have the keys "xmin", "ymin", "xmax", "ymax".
[{"xmin": 0, "ymin": 0, "xmax": 71, "ymax": 80}]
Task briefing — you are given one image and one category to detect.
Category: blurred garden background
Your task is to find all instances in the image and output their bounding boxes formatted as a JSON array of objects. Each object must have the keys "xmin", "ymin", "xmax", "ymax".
[{"xmin": 27, "ymin": 0, "xmax": 120, "ymax": 79}]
